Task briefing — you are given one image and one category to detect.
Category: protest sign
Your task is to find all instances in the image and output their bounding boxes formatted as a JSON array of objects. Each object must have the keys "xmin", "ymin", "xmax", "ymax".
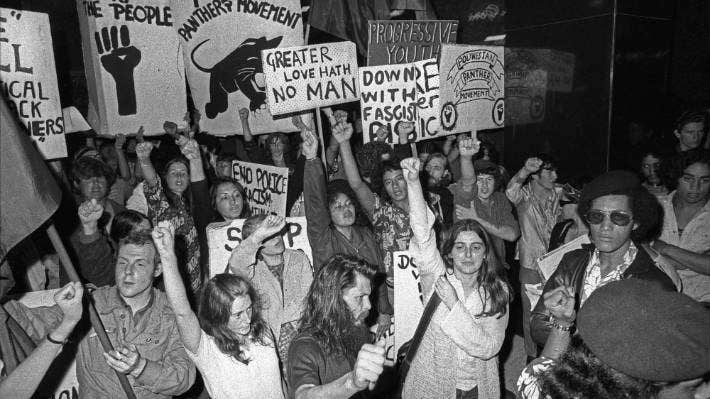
[
  {"xmin": 506, "ymin": 47, "xmax": 574, "ymax": 93},
  {"xmin": 263, "ymin": 41, "xmax": 359, "ymax": 115},
  {"xmin": 367, "ymin": 20, "xmax": 458, "ymax": 66},
  {"xmin": 18, "ymin": 289, "xmax": 79, "ymax": 398},
  {"xmin": 359, "ymin": 59, "xmax": 441, "ymax": 144},
  {"xmin": 505, "ymin": 67, "xmax": 547, "ymax": 126},
  {"xmin": 392, "ymin": 250, "xmax": 424, "ymax": 356},
  {"xmin": 536, "ymin": 234, "xmax": 590, "ymax": 282},
  {"xmin": 0, "ymin": 8, "xmax": 67, "ymax": 159},
  {"xmin": 171, "ymin": 0, "xmax": 307, "ymax": 135},
  {"xmin": 369, "ymin": 323, "xmax": 395, "ymax": 367},
  {"xmin": 232, "ymin": 160, "xmax": 289, "ymax": 216},
  {"xmin": 76, "ymin": 0, "xmax": 187, "ymax": 136},
  {"xmin": 439, "ymin": 44, "xmax": 504, "ymax": 134},
  {"xmin": 206, "ymin": 217, "xmax": 312, "ymax": 277}
]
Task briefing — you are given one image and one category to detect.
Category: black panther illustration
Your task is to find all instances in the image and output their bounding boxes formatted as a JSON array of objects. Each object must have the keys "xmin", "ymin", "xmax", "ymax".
[{"xmin": 191, "ymin": 36, "xmax": 283, "ymax": 118}]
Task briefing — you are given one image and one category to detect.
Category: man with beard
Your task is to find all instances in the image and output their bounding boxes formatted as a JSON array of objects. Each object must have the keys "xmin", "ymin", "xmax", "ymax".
[
  {"xmin": 287, "ymin": 254, "xmax": 386, "ymax": 399},
  {"xmin": 451, "ymin": 137, "xmax": 520, "ymax": 264}
]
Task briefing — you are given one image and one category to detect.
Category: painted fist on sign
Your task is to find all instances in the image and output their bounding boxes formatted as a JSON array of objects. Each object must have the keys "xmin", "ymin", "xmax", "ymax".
[
  {"xmin": 301, "ymin": 129, "xmax": 319, "ymax": 160},
  {"xmin": 352, "ymin": 340, "xmax": 386, "ymax": 391},
  {"xmin": 96, "ymin": 25, "xmax": 141, "ymax": 116},
  {"xmin": 135, "ymin": 141, "xmax": 153, "ymax": 161},
  {"xmin": 332, "ymin": 122, "xmax": 354, "ymax": 144},
  {"xmin": 400, "ymin": 157, "xmax": 421, "ymax": 183}
]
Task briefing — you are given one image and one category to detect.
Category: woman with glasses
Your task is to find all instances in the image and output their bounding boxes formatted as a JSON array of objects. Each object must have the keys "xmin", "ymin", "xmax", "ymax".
[{"xmin": 530, "ymin": 170, "xmax": 676, "ymax": 349}]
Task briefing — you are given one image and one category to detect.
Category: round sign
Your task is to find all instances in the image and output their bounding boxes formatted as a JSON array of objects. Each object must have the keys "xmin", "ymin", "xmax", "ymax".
[
  {"xmin": 440, "ymin": 102, "xmax": 457, "ymax": 131},
  {"xmin": 492, "ymin": 98, "xmax": 505, "ymax": 126}
]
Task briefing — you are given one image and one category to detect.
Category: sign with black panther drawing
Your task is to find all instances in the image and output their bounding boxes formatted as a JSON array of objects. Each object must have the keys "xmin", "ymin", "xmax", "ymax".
[
  {"xmin": 171, "ymin": 0, "xmax": 306, "ymax": 136},
  {"xmin": 76, "ymin": 0, "xmax": 186, "ymax": 136},
  {"xmin": 0, "ymin": 8, "xmax": 67, "ymax": 159}
]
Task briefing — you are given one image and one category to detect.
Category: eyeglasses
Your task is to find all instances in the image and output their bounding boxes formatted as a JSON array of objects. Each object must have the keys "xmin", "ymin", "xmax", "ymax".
[{"xmin": 584, "ymin": 210, "xmax": 633, "ymax": 226}]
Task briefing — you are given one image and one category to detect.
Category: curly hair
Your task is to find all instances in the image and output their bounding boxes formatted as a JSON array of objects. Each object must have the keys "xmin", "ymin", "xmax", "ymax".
[
  {"xmin": 210, "ymin": 177, "xmax": 248, "ymax": 220},
  {"xmin": 355, "ymin": 141, "xmax": 394, "ymax": 180},
  {"xmin": 540, "ymin": 335, "xmax": 661, "ymax": 398},
  {"xmin": 326, "ymin": 179, "xmax": 368, "ymax": 226},
  {"xmin": 440, "ymin": 219, "xmax": 512, "ymax": 317},
  {"xmin": 297, "ymin": 254, "xmax": 377, "ymax": 359},
  {"xmin": 661, "ymin": 149, "xmax": 710, "ymax": 191},
  {"xmin": 576, "ymin": 185, "xmax": 661, "ymax": 242},
  {"xmin": 375, "ymin": 160, "xmax": 407, "ymax": 202},
  {"xmin": 198, "ymin": 273, "xmax": 271, "ymax": 364},
  {"xmin": 71, "ymin": 156, "xmax": 117, "ymax": 190}
]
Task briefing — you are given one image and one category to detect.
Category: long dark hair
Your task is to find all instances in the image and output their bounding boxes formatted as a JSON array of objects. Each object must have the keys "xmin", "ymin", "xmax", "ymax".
[
  {"xmin": 209, "ymin": 177, "xmax": 249, "ymax": 221},
  {"xmin": 198, "ymin": 273, "xmax": 271, "ymax": 364},
  {"xmin": 298, "ymin": 254, "xmax": 377, "ymax": 359},
  {"xmin": 161, "ymin": 157, "xmax": 192, "ymax": 210},
  {"xmin": 541, "ymin": 335, "xmax": 661, "ymax": 398},
  {"xmin": 440, "ymin": 219, "xmax": 511, "ymax": 318}
]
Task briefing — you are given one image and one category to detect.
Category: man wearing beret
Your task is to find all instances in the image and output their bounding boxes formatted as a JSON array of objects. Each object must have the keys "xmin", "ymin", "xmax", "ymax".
[{"xmin": 530, "ymin": 170, "xmax": 676, "ymax": 348}]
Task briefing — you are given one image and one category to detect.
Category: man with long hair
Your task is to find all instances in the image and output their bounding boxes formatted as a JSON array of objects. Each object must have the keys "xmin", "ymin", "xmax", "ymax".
[{"xmin": 287, "ymin": 254, "xmax": 386, "ymax": 399}]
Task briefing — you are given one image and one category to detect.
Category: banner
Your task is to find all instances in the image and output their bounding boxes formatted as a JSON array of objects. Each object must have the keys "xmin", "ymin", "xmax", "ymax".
[
  {"xmin": 506, "ymin": 47, "xmax": 574, "ymax": 93},
  {"xmin": 367, "ymin": 20, "xmax": 458, "ymax": 66},
  {"xmin": 392, "ymin": 250, "xmax": 424, "ymax": 357},
  {"xmin": 206, "ymin": 217, "xmax": 312, "ymax": 277},
  {"xmin": 505, "ymin": 67, "xmax": 547, "ymax": 126},
  {"xmin": 439, "ymin": 44, "xmax": 504, "ymax": 134},
  {"xmin": 359, "ymin": 59, "xmax": 441, "ymax": 144},
  {"xmin": 0, "ymin": 8, "xmax": 67, "ymax": 159},
  {"xmin": 18, "ymin": 289, "xmax": 79, "ymax": 398},
  {"xmin": 232, "ymin": 160, "xmax": 289, "ymax": 216},
  {"xmin": 76, "ymin": 0, "xmax": 187, "ymax": 136},
  {"xmin": 171, "ymin": 0, "xmax": 306, "ymax": 135},
  {"xmin": 262, "ymin": 41, "xmax": 359, "ymax": 115}
]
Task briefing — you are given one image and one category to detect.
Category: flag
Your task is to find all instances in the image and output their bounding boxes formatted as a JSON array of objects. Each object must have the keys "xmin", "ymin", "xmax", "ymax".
[
  {"xmin": 0, "ymin": 95, "xmax": 62, "ymax": 262},
  {"xmin": 309, "ymin": 0, "xmax": 388, "ymax": 56}
]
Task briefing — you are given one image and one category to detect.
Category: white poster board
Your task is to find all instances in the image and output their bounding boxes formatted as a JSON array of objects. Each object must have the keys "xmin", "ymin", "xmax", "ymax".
[
  {"xmin": 392, "ymin": 250, "xmax": 424, "ymax": 357},
  {"xmin": 206, "ymin": 217, "xmax": 312, "ymax": 277},
  {"xmin": 367, "ymin": 20, "xmax": 459, "ymax": 66},
  {"xmin": 263, "ymin": 41, "xmax": 359, "ymax": 115},
  {"xmin": 0, "ymin": 8, "xmax": 67, "ymax": 159},
  {"xmin": 359, "ymin": 59, "xmax": 441, "ymax": 144},
  {"xmin": 231, "ymin": 160, "xmax": 289, "ymax": 217},
  {"xmin": 439, "ymin": 44, "xmax": 504, "ymax": 134},
  {"xmin": 505, "ymin": 67, "xmax": 547, "ymax": 126},
  {"xmin": 171, "ymin": 0, "xmax": 306, "ymax": 135},
  {"xmin": 76, "ymin": 0, "xmax": 187, "ymax": 136},
  {"xmin": 506, "ymin": 47, "xmax": 575, "ymax": 93},
  {"xmin": 536, "ymin": 234, "xmax": 590, "ymax": 282}
]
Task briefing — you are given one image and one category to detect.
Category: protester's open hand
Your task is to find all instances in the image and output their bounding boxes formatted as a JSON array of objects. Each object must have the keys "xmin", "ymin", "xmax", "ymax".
[
  {"xmin": 375, "ymin": 313, "xmax": 391, "ymax": 341},
  {"xmin": 78, "ymin": 199, "xmax": 104, "ymax": 226},
  {"xmin": 523, "ymin": 157, "xmax": 543, "ymax": 174},
  {"xmin": 400, "ymin": 157, "xmax": 421, "ymax": 183},
  {"xmin": 332, "ymin": 122, "xmax": 354, "ymax": 144},
  {"xmin": 114, "ymin": 133, "xmax": 126, "ymax": 149},
  {"xmin": 151, "ymin": 225, "xmax": 176, "ymax": 260},
  {"xmin": 455, "ymin": 201, "xmax": 479, "ymax": 221},
  {"xmin": 397, "ymin": 121, "xmax": 415, "ymax": 144},
  {"xmin": 352, "ymin": 341, "xmax": 386, "ymax": 391},
  {"xmin": 301, "ymin": 129, "xmax": 319, "ymax": 160},
  {"xmin": 104, "ymin": 343, "xmax": 143, "ymax": 375},
  {"xmin": 254, "ymin": 215, "xmax": 285, "ymax": 242},
  {"xmin": 543, "ymin": 285, "xmax": 576, "ymax": 324},
  {"xmin": 435, "ymin": 276, "xmax": 458, "ymax": 309},
  {"xmin": 135, "ymin": 141, "xmax": 153, "ymax": 160},
  {"xmin": 54, "ymin": 282, "xmax": 84, "ymax": 325},
  {"xmin": 458, "ymin": 137, "xmax": 480, "ymax": 157}
]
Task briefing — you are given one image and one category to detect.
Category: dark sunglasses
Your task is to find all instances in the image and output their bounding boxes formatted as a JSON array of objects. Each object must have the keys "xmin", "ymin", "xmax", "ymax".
[{"xmin": 584, "ymin": 210, "xmax": 633, "ymax": 226}]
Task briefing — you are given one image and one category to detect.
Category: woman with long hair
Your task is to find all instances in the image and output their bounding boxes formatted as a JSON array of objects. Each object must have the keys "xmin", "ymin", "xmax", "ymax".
[
  {"xmin": 153, "ymin": 225, "xmax": 284, "ymax": 399},
  {"xmin": 400, "ymin": 157, "xmax": 511, "ymax": 399},
  {"xmin": 210, "ymin": 177, "xmax": 248, "ymax": 222}
]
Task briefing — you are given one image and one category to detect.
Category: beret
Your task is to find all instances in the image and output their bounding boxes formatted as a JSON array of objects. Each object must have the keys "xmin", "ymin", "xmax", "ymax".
[
  {"xmin": 578, "ymin": 279, "xmax": 710, "ymax": 382},
  {"xmin": 579, "ymin": 170, "xmax": 640, "ymax": 205}
]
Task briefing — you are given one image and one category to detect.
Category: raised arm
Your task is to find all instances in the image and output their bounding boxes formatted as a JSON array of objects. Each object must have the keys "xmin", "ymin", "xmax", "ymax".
[
  {"xmin": 0, "ymin": 283, "xmax": 84, "ymax": 398},
  {"xmin": 458, "ymin": 136, "xmax": 480, "ymax": 184},
  {"xmin": 334, "ymin": 122, "xmax": 376, "ymax": 219},
  {"xmin": 228, "ymin": 215, "xmax": 286, "ymax": 276},
  {"xmin": 114, "ymin": 133, "xmax": 131, "ymax": 180},
  {"xmin": 506, "ymin": 157, "xmax": 542, "ymax": 204},
  {"xmin": 151, "ymin": 226, "xmax": 201, "ymax": 353},
  {"xmin": 135, "ymin": 138, "xmax": 158, "ymax": 187}
]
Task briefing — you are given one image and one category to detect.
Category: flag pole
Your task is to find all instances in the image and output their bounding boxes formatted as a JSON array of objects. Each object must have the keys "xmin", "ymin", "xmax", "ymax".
[
  {"xmin": 46, "ymin": 223, "xmax": 137, "ymax": 399},
  {"xmin": 315, "ymin": 108, "xmax": 327, "ymax": 168}
]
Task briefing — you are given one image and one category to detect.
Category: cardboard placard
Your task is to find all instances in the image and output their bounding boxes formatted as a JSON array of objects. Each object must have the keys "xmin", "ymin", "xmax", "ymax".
[
  {"xmin": 76, "ymin": 0, "xmax": 187, "ymax": 136},
  {"xmin": 439, "ymin": 44, "xmax": 504, "ymax": 133},
  {"xmin": 392, "ymin": 250, "xmax": 424, "ymax": 357},
  {"xmin": 359, "ymin": 59, "xmax": 442, "ymax": 144},
  {"xmin": 505, "ymin": 67, "xmax": 547, "ymax": 126},
  {"xmin": 206, "ymin": 217, "xmax": 312, "ymax": 277},
  {"xmin": 231, "ymin": 160, "xmax": 289, "ymax": 217},
  {"xmin": 506, "ymin": 47, "xmax": 575, "ymax": 93},
  {"xmin": 262, "ymin": 41, "xmax": 359, "ymax": 115},
  {"xmin": 17, "ymin": 289, "xmax": 79, "ymax": 398},
  {"xmin": 171, "ymin": 0, "xmax": 306, "ymax": 135},
  {"xmin": 367, "ymin": 20, "xmax": 458, "ymax": 66},
  {"xmin": 0, "ymin": 8, "xmax": 67, "ymax": 159}
]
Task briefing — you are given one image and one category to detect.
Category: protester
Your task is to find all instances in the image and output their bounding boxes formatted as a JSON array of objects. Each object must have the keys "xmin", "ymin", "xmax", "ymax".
[
  {"xmin": 109, "ymin": 209, "xmax": 152, "ymax": 244},
  {"xmin": 518, "ymin": 279, "xmax": 710, "ymax": 399},
  {"xmin": 402, "ymin": 157, "xmax": 510, "ymax": 398},
  {"xmin": 530, "ymin": 171, "xmax": 676, "ymax": 348},
  {"xmin": 0, "ymin": 282, "xmax": 83, "ymax": 398},
  {"xmin": 548, "ymin": 183, "xmax": 588, "ymax": 251},
  {"xmin": 506, "ymin": 155, "xmax": 561, "ymax": 359},
  {"xmin": 638, "ymin": 148, "xmax": 669, "ymax": 196},
  {"xmin": 673, "ymin": 110, "xmax": 707, "ymax": 154},
  {"xmin": 654, "ymin": 150, "xmax": 710, "ymax": 302},
  {"xmin": 228, "ymin": 214, "xmax": 313, "ymax": 366},
  {"xmin": 287, "ymin": 254, "xmax": 386, "ymax": 399},
  {"xmin": 210, "ymin": 177, "xmax": 248, "ymax": 222},
  {"xmin": 154, "ymin": 225, "xmax": 284, "ymax": 399},
  {"xmin": 423, "ymin": 151, "xmax": 455, "ymax": 225},
  {"xmin": 4, "ymin": 231, "xmax": 196, "ymax": 398}
]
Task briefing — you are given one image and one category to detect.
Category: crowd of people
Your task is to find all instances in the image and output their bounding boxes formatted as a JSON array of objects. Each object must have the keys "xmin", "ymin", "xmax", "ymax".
[{"xmin": 1, "ymin": 105, "xmax": 709, "ymax": 399}]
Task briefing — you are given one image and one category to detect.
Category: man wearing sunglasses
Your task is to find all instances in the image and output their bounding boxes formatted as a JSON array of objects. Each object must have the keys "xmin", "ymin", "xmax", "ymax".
[{"xmin": 530, "ymin": 171, "xmax": 676, "ymax": 349}]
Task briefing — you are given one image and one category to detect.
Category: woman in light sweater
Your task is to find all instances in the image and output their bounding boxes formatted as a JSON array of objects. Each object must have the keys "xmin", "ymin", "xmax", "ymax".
[{"xmin": 401, "ymin": 157, "xmax": 512, "ymax": 399}]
